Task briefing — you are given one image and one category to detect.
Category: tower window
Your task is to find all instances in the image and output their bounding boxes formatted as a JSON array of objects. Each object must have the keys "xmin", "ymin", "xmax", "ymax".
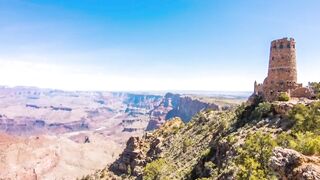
[
  {"xmin": 280, "ymin": 44, "xmax": 284, "ymax": 49},
  {"xmin": 272, "ymin": 57, "xmax": 274, "ymax": 60},
  {"xmin": 293, "ymin": 45, "xmax": 295, "ymax": 48},
  {"xmin": 287, "ymin": 44, "xmax": 291, "ymax": 48},
  {"xmin": 273, "ymin": 45, "xmax": 276, "ymax": 49}
]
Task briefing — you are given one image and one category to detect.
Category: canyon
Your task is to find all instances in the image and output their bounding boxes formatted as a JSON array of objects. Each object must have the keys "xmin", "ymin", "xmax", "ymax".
[{"xmin": 0, "ymin": 86, "xmax": 247, "ymax": 179}]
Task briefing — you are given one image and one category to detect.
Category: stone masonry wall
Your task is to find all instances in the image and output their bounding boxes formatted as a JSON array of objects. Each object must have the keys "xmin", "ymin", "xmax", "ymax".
[{"xmin": 254, "ymin": 37, "xmax": 312, "ymax": 101}]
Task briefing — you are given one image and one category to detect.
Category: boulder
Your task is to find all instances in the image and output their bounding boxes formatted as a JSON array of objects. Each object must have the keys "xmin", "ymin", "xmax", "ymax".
[{"xmin": 269, "ymin": 147, "xmax": 320, "ymax": 179}]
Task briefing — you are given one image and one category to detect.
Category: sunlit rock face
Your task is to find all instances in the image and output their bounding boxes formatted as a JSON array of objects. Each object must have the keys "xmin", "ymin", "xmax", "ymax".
[{"xmin": 146, "ymin": 93, "xmax": 222, "ymax": 131}]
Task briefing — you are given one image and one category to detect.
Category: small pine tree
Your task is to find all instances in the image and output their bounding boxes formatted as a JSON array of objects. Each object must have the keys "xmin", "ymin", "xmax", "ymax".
[
  {"xmin": 144, "ymin": 159, "xmax": 165, "ymax": 180},
  {"xmin": 278, "ymin": 92, "xmax": 290, "ymax": 101}
]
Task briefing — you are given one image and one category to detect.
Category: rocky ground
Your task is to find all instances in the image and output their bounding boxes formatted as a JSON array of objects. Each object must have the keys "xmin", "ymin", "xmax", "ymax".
[{"xmin": 270, "ymin": 147, "xmax": 320, "ymax": 179}]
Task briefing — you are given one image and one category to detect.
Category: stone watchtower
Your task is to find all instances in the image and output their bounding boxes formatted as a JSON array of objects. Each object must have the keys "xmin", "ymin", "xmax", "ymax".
[
  {"xmin": 267, "ymin": 38, "xmax": 297, "ymax": 85},
  {"xmin": 254, "ymin": 37, "xmax": 312, "ymax": 101}
]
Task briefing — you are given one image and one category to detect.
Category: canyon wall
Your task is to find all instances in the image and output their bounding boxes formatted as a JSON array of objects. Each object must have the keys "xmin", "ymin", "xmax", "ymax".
[{"xmin": 146, "ymin": 93, "xmax": 223, "ymax": 131}]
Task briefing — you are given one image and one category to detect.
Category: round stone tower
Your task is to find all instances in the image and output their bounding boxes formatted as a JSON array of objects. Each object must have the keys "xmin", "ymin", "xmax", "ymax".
[
  {"xmin": 267, "ymin": 37, "xmax": 297, "ymax": 84},
  {"xmin": 262, "ymin": 37, "xmax": 300, "ymax": 101},
  {"xmin": 253, "ymin": 37, "xmax": 313, "ymax": 102}
]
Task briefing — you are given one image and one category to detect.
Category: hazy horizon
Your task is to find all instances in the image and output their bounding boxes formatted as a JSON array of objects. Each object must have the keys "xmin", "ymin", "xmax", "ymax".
[
  {"xmin": 1, "ymin": 0, "xmax": 320, "ymax": 91},
  {"xmin": 0, "ymin": 84, "xmax": 252, "ymax": 96}
]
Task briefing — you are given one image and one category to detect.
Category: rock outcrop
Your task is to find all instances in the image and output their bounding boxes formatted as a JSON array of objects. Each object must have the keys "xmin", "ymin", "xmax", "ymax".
[
  {"xmin": 110, "ymin": 118, "xmax": 184, "ymax": 177},
  {"xmin": 270, "ymin": 147, "xmax": 320, "ymax": 180},
  {"xmin": 146, "ymin": 93, "xmax": 221, "ymax": 131}
]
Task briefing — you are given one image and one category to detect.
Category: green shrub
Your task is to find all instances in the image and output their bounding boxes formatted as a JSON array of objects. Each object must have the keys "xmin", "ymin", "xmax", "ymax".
[
  {"xmin": 288, "ymin": 132, "xmax": 320, "ymax": 155},
  {"xmin": 276, "ymin": 132, "xmax": 294, "ymax": 147},
  {"xmin": 143, "ymin": 158, "xmax": 171, "ymax": 180},
  {"xmin": 235, "ymin": 100, "xmax": 273, "ymax": 128},
  {"xmin": 250, "ymin": 102, "xmax": 273, "ymax": 120},
  {"xmin": 238, "ymin": 157, "xmax": 266, "ymax": 180},
  {"xmin": 278, "ymin": 92, "xmax": 290, "ymax": 101},
  {"xmin": 183, "ymin": 138, "xmax": 193, "ymax": 152},
  {"xmin": 172, "ymin": 126, "xmax": 181, "ymax": 134},
  {"xmin": 235, "ymin": 103, "xmax": 247, "ymax": 120},
  {"xmin": 226, "ymin": 134, "xmax": 237, "ymax": 144},
  {"xmin": 289, "ymin": 102, "xmax": 320, "ymax": 134},
  {"xmin": 309, "ymin": 82, "xmax": 320, "ymax": 99},
  {"xmin": 203, "ymin": 161, "xmax": 216, "ymax": 177},
  {"xmin": 201, "ymin": 148, "xmax": 211, "ymax": 157},
  {"xmin": 236, "ymin": 132, "xmax": 277, "ymax": 179},
  {"xmin": 235, "ymin": 96, "xmax": 263, "ymax": 128},
  {"xmin": 276, "ymin": 131, "xmax": 320, "ymax": 156}
]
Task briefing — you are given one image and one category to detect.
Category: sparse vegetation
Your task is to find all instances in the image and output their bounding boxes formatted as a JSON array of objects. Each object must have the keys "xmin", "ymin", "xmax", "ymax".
[
  {"xmin": 289, "ymin": 102, "xmax": 320, "ymax": 133},
  {"xmin": 183, "ymin": 137, "xmax": 194, "ymax": 152},
  {"xmin": 143, "ymin": 158, "xmax": 173, "ymax": 180},
  {"xmin": 289, "ymin": 132, "xmax": 320, "ymax": 155},
  {"xmin": 144, "ymin": 158, "xmax": 165, "ymax": 180},
  {"xmin": 236, "ymin": 132, "xmax": 277, "ymax": 179},
  {"xmin": 276, "ymin": 102, "xmax": 320, "ymax": 155},
  {"xmin": 278, "ymin": 92, "xmax": 290, "ymax": 101},
  {"xmin": 203, "ymin": 161, "xmax": 216, "ymax": 177},
  {"xmin": 235, "ymin": 99, "xmax": 273, "ymax": 128},
  {"xmin": 250, "ymin": 102, "xmax": 273, "ymax": 121},
  {"xmin": 276, "ymin": 131, "xmax": 320, "ymax": 155},
  {"xmin": 309, "ymin": 82, "xmax": 320, "ymax": 99},
  {"xmin": 201, "ymin": 148, "xmax": 211, "ymax": 157}
]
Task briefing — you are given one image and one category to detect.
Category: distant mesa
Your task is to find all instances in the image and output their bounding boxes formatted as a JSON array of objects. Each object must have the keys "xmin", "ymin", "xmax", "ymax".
[{"xmin": 253, "ymin": 37, "xmax": 314, "ymax": 101}]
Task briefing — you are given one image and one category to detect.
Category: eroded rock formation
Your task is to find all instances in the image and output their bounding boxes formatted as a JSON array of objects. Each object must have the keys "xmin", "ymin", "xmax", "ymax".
[
  {"xmin": 146, "ymin": 93, "xmax": 221, "ymax": 131},
  {"xmin": 110, "ymin": 118, "xmax": 184, "ymax": 177}
]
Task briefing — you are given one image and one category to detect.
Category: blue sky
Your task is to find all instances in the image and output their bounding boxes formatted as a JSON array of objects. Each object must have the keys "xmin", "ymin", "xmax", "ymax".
[{"xmin": 0, "ymin": 0, "xmax": 319, "ymax": 91}]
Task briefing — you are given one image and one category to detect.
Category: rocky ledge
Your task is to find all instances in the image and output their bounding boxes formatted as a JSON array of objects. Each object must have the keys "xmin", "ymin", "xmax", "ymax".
[
  {"xmin": 270, "ymin": 147, "xmax": 320, "ymax": 180},
  {"xmin": 110, "ymin": 118, "xmax": 184, "ymax": 178}
]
